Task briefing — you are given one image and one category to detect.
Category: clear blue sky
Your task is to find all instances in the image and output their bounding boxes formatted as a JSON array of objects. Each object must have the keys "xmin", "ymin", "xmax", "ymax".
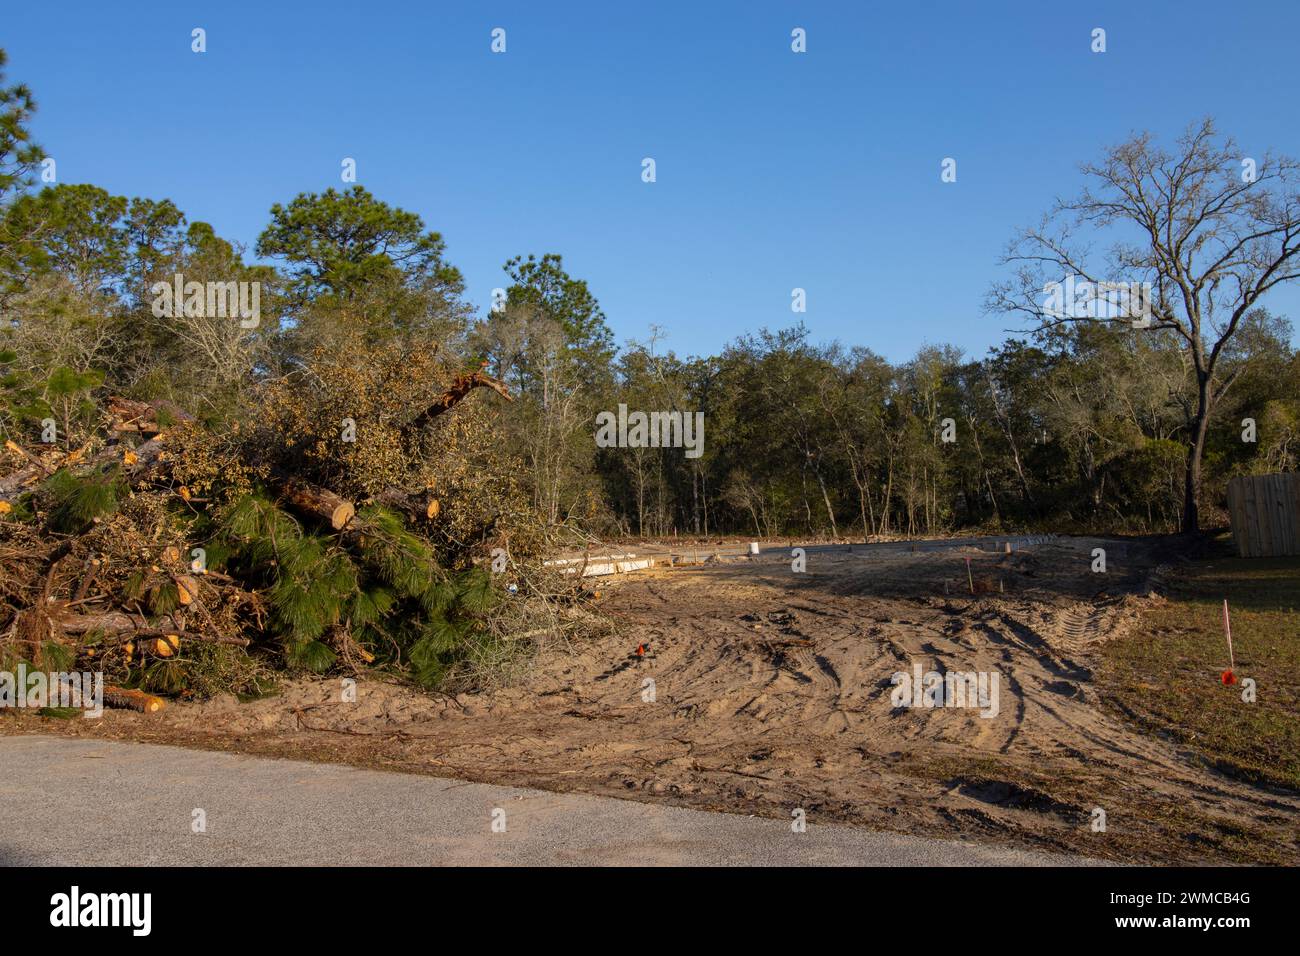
[{"xmin": 7, "ymin": 0, "xmax": 1300, "ymax": 361}]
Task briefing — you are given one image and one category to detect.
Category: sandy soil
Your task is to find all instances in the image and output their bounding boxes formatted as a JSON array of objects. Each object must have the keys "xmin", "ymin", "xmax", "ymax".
[{"xmin": 9, "ymin": 536, "xmax": 1299, "ymax": 864}]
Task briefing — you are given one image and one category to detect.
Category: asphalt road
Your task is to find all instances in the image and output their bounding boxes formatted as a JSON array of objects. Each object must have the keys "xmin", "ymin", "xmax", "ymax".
[{"xmin": 0, "ymin": 736, "xmax": 1100, "ymax": 866}]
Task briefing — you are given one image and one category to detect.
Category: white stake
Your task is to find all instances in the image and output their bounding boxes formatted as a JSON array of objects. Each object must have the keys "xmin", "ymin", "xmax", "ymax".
[{"xmin": 1223, "ymin": 599, "xmax": 1235, "ymax": 671}]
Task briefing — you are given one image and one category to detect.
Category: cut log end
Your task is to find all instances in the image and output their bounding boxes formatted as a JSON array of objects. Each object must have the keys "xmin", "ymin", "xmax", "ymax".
[
  {"xmin": 332, "ymin": 502, "xmax": 356, "ymax": 530},
  {"xmin": 281, "ymin": 478, "xmax": 356, "ymax": 530}
]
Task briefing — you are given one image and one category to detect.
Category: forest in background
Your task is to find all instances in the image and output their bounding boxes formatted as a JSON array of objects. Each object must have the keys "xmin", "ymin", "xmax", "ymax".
[{"xmin": 3, "ymin": 50, "xmax": 1299, "ymax": 550}]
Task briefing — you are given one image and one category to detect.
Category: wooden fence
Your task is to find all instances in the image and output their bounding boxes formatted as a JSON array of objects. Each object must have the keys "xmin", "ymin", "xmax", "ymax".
[{"xmin": 1226, "ymin": 473, "xmax": 1300, "ymax": 557}]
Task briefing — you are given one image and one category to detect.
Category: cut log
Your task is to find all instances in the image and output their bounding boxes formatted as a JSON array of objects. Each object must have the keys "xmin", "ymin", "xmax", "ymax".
[
  {"xmin": 280, "ymin": 478, "xmax": 356, "ymax": 530},
  {"xmin": 174, "ymin": 574, "xmax": 199, "ymax": 605},
  {"xmin": 120, "ymin": 432, "xmax": 175, "ymax": 477},
  {"xmin": 1, "ymin": 428, "xmax": 187, "ymax": 508},
  {"xmin": 0, "ymin": 397, "xmax": 198, "ymax": 495},
  {"xmin": 54, "ymin": 610, "xmax": 249, "ymax": 647},
  {"xmin": 371, "ymin": 487, "xmax": 440, "ymax": 522},
  {"xmin": 103, "ymin": 686, "xmax": 165, "ymax": 713},
  {"xmin": 94, "ymin": 399, "xmax": 195, "ymax": 476},
  {"xmin": 107, "ymin": 396, "xmax": 196, "ymax": 434},
  {"xmin": 0, "ymin": 441, "xmax": 90, "ymax": 503},
  {"xmin": 0, "ymin": 463, "xmax": 43, "ymax": 501},
  {"xmin": 409, "ymin": 371, "xmax": 512, "ymax": 431}
]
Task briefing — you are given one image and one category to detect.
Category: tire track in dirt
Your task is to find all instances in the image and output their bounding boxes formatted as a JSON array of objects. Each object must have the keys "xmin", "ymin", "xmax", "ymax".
[{"xmin": 31, "ymin": 537, "xmax": 1299, "ymax": 864}]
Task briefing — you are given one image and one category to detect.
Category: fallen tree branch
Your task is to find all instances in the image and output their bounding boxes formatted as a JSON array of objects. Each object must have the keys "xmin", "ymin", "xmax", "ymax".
[
  {"xmin": 53, "ymin": 610, "xmax": 249, "ymax": 647},
  {"xmin": 409, "ymin": 370, "xmax": 512, "ymax": 431},
  {"xmin": 4, "ymin": 439, "xmax": 54, "ymax": 477}
]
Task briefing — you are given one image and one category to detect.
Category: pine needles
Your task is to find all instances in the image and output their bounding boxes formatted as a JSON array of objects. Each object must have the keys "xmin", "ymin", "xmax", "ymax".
[
  {"xmin": 213, "ymin": 494, "xmax": 510, "ymax": 689},
  {"xmin": 43, "ymin": 465, "xmax": 123, "ymax": 532}
]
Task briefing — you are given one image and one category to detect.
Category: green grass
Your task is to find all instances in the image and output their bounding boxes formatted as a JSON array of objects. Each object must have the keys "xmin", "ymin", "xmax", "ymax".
[
  {"xmin": 36, "ymin": 707, "xmax": 83, "ymax": 719},
  {"xmin": 1101, "ymin": 547, "xmax": 1300, "ymax": 792}
]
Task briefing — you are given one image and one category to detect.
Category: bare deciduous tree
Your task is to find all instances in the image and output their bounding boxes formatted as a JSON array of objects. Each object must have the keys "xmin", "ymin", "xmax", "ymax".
[{"xmin": 989, "ymin": 119, "xmax": 1300, "ymax": 530}]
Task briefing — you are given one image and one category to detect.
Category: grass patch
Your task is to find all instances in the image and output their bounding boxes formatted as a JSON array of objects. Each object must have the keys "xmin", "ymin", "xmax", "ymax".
[
  {"xmin": 1101, "ymin": 544, "xmax": 1300, "ymax": 792},
  {"xmin": 36, "ymin": 707, "xmax": 83, "ymax": 719}
]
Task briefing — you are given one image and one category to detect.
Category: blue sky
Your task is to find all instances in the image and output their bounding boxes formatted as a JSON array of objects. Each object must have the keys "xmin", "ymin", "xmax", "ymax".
[{"xmin": 7, "ymin": 0, "xmax": 1300, "ymax": 361}]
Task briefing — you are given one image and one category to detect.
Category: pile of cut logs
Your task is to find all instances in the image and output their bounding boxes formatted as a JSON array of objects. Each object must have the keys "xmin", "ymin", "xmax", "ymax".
[{"xmin": 0, "ymin": 370, "xmax": 513, "ymax": 711}]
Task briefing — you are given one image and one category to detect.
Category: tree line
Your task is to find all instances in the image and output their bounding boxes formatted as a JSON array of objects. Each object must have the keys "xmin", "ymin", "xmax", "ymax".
[{"xmin": 2, "ymin": 50, "xmax": 1298, "ymax": 543}]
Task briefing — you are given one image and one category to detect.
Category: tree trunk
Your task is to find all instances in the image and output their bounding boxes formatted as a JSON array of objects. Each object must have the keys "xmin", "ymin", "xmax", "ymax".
[
  {"xmin": 1181, "ymin": 375, "xmax": 1214, "ymax": 533},
  {"xmin": 857, "ymin": 483, "xmax": 870, "ymax": 541},
  {"xmin": 691, "ymin": 468, "xmax": 699, "ymax": 534},
  {"xmin": 815, "ymin": 468, "xmax": 838, "ymax": 538},
  {"xmin": 988, "ymin": 375, "xmax": 1034, "ymax": 508},
  {"xmin": 881, "ymin": 456, "xmax": 895, "ymax": 535}
]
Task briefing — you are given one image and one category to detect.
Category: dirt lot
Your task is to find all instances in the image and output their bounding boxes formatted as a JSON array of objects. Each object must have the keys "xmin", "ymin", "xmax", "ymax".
[{"xmin": 7, "ymin": 536, "xmax": 1298, "ymax": 864}]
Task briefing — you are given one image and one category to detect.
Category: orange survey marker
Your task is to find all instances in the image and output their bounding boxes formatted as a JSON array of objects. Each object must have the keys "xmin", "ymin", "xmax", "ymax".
[{"xmin": 1220, "ymin": 599, "xmax": 1237, "ymax": 686}]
